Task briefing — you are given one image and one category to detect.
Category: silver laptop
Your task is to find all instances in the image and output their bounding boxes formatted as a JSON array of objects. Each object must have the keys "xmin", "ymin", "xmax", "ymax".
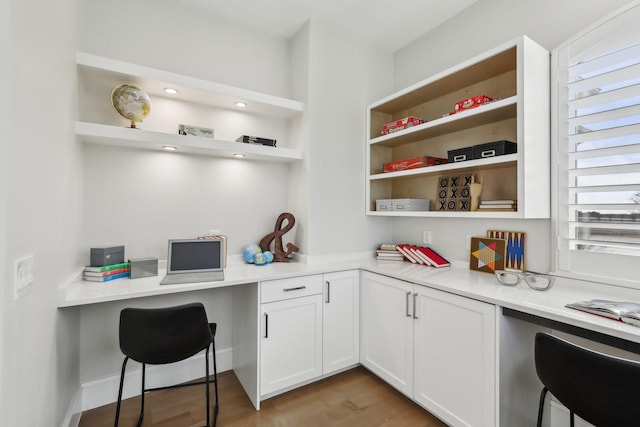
[{"xmin": 160, "ymin": 238, "xmax": 225, "ymax": 285}]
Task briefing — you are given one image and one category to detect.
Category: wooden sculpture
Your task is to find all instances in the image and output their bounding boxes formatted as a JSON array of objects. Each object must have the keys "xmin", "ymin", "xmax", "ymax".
[{"xmin": 259, "ymin": 212, "xmax": 299, "ymax": 262}]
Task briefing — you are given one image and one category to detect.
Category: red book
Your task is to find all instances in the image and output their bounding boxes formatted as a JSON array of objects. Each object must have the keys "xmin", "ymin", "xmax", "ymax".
[
  {"xmin": 396, "ymin": 244, "xmax": 420, "ymax": 264},
  {"xmin": 418, "ymin": 247, "xmax": 450, "ymax": 267}
]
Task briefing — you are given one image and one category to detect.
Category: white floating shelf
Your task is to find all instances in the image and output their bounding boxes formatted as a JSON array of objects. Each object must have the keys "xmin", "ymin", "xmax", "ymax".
[
  {"xmin": 76, "ymin": 122, "xmax": 304, "ymax": 162},
  {"xmin": 77, "ymin": 52, "xmax": 304, "ymax": 119}
]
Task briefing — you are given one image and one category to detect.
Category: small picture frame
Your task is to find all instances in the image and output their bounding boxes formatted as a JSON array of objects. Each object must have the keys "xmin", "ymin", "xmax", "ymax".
[
  {"xmin": 469, "ymin": 237, "xmax": 506, "ymax": 274},
  {"xmin": 178, "ymin": 124, "xmax": 215, "ymax": 139}
]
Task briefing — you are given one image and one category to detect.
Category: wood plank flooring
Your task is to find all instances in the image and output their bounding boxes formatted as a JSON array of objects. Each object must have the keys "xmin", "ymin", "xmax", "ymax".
[{"xmin": 79, "ymin": 367, "xmax": 447, "ymax": 427}]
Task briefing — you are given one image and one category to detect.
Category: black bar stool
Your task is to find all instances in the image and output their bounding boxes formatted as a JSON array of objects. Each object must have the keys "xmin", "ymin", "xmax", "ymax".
[
  {"xmin": 114, "ymin": 302, "xmax": 219, "ymax": 427},
  {"xmin": 535, "ymin": 332, "xmax": 640, "ymax": 427}
]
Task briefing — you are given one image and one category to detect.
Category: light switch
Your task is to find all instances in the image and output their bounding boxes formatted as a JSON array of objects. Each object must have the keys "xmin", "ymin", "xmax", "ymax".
[{"xmin": 14, "ymin": 255, "xmax": 34, "ymax": 300}]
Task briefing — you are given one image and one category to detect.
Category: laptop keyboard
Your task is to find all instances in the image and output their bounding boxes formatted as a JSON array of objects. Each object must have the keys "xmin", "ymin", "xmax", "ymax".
[{"xmin": 160, "ymin": 271, "xmax": 224, "ymax": 285}]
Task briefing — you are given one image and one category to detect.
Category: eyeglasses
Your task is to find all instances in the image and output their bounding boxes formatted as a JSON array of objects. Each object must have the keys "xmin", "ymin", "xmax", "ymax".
[{"xmin": 494, "ymin": 270, "xmax": 555, "ymax": 291}]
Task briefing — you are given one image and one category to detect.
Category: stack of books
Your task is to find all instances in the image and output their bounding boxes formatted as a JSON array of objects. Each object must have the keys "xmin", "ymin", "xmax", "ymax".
[
  {"xmin": 83, "ymin": 262, "xmax": 131, "ymax": 282},
  {"xmin": 396, "ymin": 244, "xmax": 450, "ymax": 267},
  {"xmin": 478, "ymin": 199, "xmax": 517, "ymax": 212},
  {"xmin": 376, "ymin": 244, "xmax": 405, "ymax": 261}
]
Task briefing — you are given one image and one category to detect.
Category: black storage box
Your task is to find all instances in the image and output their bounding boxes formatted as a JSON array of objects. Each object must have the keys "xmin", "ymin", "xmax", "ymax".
[
  {"xmin": 447, "ymin": 147, "xmax": 474, "ymax": 163},
  {"xmin": 90, "ymin": 246, "xmax": 125, "ymax": 267},
  {"xmin": 472, "ymin": 140, "xmax": 517, "ymax": 160}
]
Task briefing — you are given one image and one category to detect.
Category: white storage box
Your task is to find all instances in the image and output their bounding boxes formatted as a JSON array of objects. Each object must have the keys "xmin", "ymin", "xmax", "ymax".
[
  {"xmin": 375, "ymin": 199, "xmax": 394, "ymax": 211},
  {"xmin": 392, "ymin": 198, "xmax": 430, "ymax": 211}
]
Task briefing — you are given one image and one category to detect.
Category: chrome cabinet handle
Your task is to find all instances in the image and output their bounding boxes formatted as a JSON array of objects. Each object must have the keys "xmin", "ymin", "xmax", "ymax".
[
  {"xmin": 413, "ymin": 293, "xmax": 418, "ymax": 319},
  {"xmin": 283, "ymin": 285, "xmax": 306, "ymax": 292},
  {"xmin": 326, "ymin": 281, "xmax": 331, "ymax": 303},
  {"xmin": 406, "ymin": 291, "xmax": 412, "ymax": 317},
  {"xmin": 264, "ymin": 313, "xmax": 269, "ymax": 338}
]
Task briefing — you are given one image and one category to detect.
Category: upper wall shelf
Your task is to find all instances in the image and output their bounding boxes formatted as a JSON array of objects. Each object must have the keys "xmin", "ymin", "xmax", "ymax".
[{"xmin": 77, "ymin": 52, "xmax": 304, "ymax": 119}]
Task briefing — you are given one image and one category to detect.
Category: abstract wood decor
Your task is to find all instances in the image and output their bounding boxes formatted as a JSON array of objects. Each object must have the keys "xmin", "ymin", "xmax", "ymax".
[
  {"xmin": 469, "ymin": 237, "xmax": 506, "ymax": 273},
  {"xmin": 487, "ymin": 230, "xmax": 526, "ymax": 270},
  {"xmin": 259, "ymin": 212, "xmax": 299, "ymax": 262},
  {"xmin": 436, "ymin": 174, "xmax": 473, "ymax": 211}
]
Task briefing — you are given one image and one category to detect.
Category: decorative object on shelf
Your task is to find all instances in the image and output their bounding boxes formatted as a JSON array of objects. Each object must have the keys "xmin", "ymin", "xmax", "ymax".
[
  {"xmin": 375, "ymin": 198, "xmax": 431, "ymax": 212},
  {"xmin": 470, "ymin": 237, "xmax": 506, "ymax": 274},
  {"xmin": 178, "ymin": 124, "xmax": 215, "ymax": 138},
  {"xmin": 236, "ymin": 135, "xmax": 277, "ymax": 147},
  {"xmin": 469, "ymin": 175, "xmax": 483, "ymax": 211},
  {"xmin": 383, "ymin": 156, "xmax": 447, "ymax": 173},
  {"xmin": 450, "ymin": 94, "xmax": 494, "ymax": 115},
  {"xmin": 487, "ymin": 230, "xmax": 526, "ymax": 271},
  {"xmin": 436, "ymin": 174, "xmax": 472, "ymax": 211},
  {"xmin": 259, "ymin": 212, "xmax": 299, "ymax": 262},
  {"xmin": 111, "ymin": 84, "xmax": 151, "ymax": 128},
  {"xmin": 129, "ymin": 257, "xmax": 158, "ymax": 279},
  {"xmin": 472, "ymin": 140, "xmax": 517, "ymax": 160},
  {"xmin": 242, "ymin": 244, "xmax": 274, "ymax": 266},
  {"xmin": 380, "ymin": 116, "xmax": 425, "ymax": 135}
]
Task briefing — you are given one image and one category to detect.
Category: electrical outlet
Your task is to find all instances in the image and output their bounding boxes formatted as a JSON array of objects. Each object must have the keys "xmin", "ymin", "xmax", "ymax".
[
  {"xmin": 14, "ymin": 255, "xmax": 34, "ymax": 300},
  {"xmin": 423, "ymin": 231, "xmax": 432, "ymax": 245}
]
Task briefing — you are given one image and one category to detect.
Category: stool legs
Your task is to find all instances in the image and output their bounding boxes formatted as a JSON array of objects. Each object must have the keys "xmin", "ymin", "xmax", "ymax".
[
  {"xmin": 536, "ymin": 387, "xmax": 548, "ymax": 427},
  {"xmin": 114, "ymin": 356, "xmax": 129, "ymax": 427}
]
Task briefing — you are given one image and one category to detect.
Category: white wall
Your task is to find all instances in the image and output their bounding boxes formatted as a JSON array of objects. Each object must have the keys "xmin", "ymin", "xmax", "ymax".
[
  {"xmin": 2, "ymin": 0, "xmax": 82, "ymax": 426},
  {"xmin": 390, "ymin": 0, "xmax": 633, "ymax": 271},
  {"xmin": 301, "ymin": 19, "xmax": 394, "ymax": 258}
]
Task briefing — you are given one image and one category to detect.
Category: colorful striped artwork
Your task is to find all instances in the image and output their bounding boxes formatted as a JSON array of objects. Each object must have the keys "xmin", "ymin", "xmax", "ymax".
[{"xmin": 487, "ymin": 230, "xmax": 526, "ymax": 270}]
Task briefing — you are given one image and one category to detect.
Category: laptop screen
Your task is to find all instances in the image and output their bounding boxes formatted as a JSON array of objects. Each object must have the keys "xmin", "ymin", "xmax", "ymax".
[{"xmin": 167, "ymin": 238, "xmax": 223, "ymax": 274}]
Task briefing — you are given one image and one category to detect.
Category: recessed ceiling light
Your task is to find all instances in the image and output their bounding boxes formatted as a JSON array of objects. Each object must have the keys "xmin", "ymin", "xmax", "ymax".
[
  {"xmin": 235, "ymin": 101, "xmax": 247, "ymax": 108},
  {"xmin": 162, "ymin": 145, "xmax": 178, "ymax": 151},
  {"xmin": 164, "ymin": 87, "xmax": 178, "ymax": 94},
  {"xmin": 233, "ymin": 153, "xmax": 246, "ymax": 158}
]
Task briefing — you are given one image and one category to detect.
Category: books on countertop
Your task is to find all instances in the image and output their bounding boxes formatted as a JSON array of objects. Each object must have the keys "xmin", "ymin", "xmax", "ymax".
[
  {"xmin": 396, "ymin": 244, "xmax": 450, "ymax": 267},
  {"xmin": 83, "ymin": 262, "xmax": 131, "ymax": 282},
  {"xmin": 376, "ymin": 244, "xmax": 404, "ymax": 261},
  {"xmin": 566, "ymin": 299, "xmax": 640, "ymax": 327},
  {"xmin": 236, "ymin": 135, "xmax": 277, "ymax": 146}
]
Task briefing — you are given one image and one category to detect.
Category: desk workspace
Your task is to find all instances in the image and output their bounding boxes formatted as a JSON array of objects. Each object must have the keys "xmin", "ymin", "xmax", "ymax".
[{"xmin": 59, "ymin": 259, "xmax": 640, "ymax": 427}]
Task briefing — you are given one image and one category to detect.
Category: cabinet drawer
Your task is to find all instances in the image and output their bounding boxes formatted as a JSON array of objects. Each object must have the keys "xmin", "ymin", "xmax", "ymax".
[{"xmin": 261, "ymin": 274, "xmax": 323, "ymax": 303}]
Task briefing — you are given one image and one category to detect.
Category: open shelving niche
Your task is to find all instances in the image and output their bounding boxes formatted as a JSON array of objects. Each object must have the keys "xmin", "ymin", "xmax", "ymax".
[
  {"xmin": 366, "ymin": 35, "xmax": 550, "ymax": 218},
  {"xmin": 76, "ymin": 52, "xmax": 304, "ymax": 162}
]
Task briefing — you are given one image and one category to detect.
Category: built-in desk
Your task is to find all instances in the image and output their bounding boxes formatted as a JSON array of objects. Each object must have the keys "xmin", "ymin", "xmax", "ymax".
[{"xmin": 59, "ymin": 259, "xmax": 640, "ymax": 426}]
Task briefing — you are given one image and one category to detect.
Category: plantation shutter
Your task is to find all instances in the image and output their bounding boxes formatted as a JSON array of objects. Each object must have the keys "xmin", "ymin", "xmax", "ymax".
[{"xmin": 553, "ymin": 2, "xmax": 640, "ymax": 286}]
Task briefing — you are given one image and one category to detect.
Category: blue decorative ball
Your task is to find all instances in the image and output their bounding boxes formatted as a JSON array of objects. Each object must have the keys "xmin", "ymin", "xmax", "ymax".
[{"xmin": 242, "ymin": 244, "xmax": 261, "ymax": 263}]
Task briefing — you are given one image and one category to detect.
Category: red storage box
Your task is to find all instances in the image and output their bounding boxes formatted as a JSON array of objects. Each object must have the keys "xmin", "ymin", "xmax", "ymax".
[
  {"xmin": 383, "ymin": 156, "xmax": 447, "ymax": 173},
  {"xmin": 453, "ymin": 94, "xmax": 493, "ymax": 114},
  {"xmin": 381, "ymin": 116, "xmax": 425, "ymax": 135}
]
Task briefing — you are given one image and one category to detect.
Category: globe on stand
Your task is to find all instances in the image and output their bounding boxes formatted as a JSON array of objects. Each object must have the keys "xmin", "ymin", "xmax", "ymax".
[{"xmin": 111, "ymin": 84, "xmax": 151, "ymax": 128}]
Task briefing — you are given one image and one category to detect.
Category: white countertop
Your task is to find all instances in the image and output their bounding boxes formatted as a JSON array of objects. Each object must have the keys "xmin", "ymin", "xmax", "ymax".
[{"xmin": 58, "ymin": 257, "xmax": 640, "ymax": 344}]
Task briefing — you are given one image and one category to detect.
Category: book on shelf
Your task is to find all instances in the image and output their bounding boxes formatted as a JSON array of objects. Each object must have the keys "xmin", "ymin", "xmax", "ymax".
[
  {"xmin": 480, "ymin": 199, "xmax": 516, "ymax": 205},
  {"xmin": 83, "ymin": 267, "xmax": 130, "ymax": 277},
  {"xmin": 566, "ymin": 299, "xmax": 640, "ymax": 327},
  {"xmin": 235, "ymin": 135, "xmax": 277, "ymax": 146},
  {"xmin": 84, "ymin": 262, "xmax": 130, "ymax": 273},
  {"xmin": 479, "ymin": 204, "xmax": 516, "ymax": 209},
  {"xmin": 83, "ymin": 271, "xmax": 130, "ymax": 282}
]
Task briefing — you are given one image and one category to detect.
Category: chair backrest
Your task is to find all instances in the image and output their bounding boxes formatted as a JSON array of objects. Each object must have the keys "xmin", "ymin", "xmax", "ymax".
[
  {"xmin": 119, "ymin": 302, "xmax": 212, "ymax": 365},
  {"xmin": 535, "ymin": 332, "xmax": 640, "ymax": 427}
]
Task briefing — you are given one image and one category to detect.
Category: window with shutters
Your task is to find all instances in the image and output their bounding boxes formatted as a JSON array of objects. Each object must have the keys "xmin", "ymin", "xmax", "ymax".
[{"xmin": 553, "ymin": 1, "xmax": 640, "ymax": 287}]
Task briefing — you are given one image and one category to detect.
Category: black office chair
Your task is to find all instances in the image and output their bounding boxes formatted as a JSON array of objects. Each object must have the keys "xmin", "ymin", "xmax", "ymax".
[
  {"xmin": 534, "ymin": 332, "xmax": 640, "ymax": 427},
  {"xmin": 114, "ymin": 302, "xmax": 219, "ymax": 427}
]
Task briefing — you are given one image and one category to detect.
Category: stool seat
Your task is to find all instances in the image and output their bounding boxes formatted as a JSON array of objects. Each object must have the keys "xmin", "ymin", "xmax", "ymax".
[
  {"xmin": 115, "ymin": 302, "xmax": 219, "ymax": 427},
  {"xmin": 535, "ymin": 332, "xmax": 640, "ymax": 427}
]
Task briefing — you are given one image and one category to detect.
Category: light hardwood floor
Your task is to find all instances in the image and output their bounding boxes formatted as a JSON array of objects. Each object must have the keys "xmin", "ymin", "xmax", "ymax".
[{"xmin": 79, "ymin": 366, "xmax": 447, "ymax": 427}]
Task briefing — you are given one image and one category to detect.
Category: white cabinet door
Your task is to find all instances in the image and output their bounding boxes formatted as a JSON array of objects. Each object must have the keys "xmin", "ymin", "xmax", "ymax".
[
  {"xmin": 260, "ymin": 294, "xmax": 323, "ymax": 396},
  {"xmin": 360, "ymin": 271, "xmax": 414, "ymax": 397},
  {"xmin": 323, "ymin": 270, "xmax": 360, "ymax": 374},
  {"xmin": 413, "ymin": 286, "xmax": 497, "ymax": 427}
]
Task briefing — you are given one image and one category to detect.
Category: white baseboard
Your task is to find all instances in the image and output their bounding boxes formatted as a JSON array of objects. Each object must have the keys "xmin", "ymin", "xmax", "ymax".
[
  {"xmin": 81, "ymin": 347, "xmax": 232, "ymax": 411},
  {"xmin": 60, "ymin": 388, "xmax": 82, "ymax": 427}
]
